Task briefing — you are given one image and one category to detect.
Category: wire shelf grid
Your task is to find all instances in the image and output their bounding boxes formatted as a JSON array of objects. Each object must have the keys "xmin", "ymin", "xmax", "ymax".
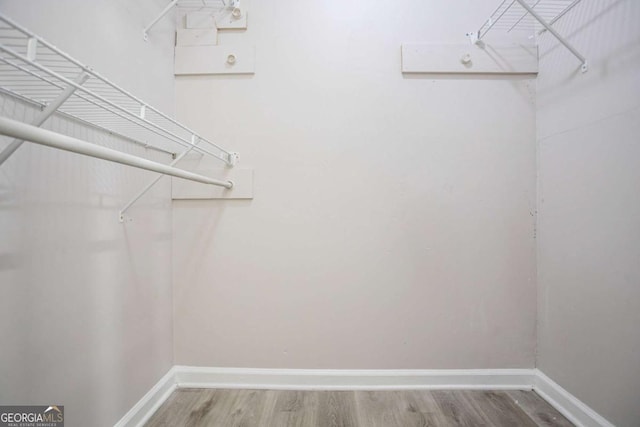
[
  {"xmin": 0, "ymin": 13, "xmax": 234, "ymax": 165},
  {"xmin": 477, "ymin": 0, "xmax": 580, "ymax": 39}
]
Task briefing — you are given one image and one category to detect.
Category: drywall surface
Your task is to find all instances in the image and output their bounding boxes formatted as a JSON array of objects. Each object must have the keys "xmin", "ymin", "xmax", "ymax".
[
  {"xmin": 173, "ymin": 0, "xmax": 537, "ymax": 369},
  {"xmin": 0, "ymin": 1, "xmax": 175, "ymax": 426},
  {"xmin": 536, "ymin": 1, "xmax": 640, "ymax": 426}
]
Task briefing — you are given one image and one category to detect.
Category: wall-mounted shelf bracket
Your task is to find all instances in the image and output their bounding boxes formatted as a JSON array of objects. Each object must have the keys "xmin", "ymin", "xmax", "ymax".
[
  {"xmin": 228, "ymin": 152, "xmax": 239, "ymax": 167},
  {"xmin": 120, "ymin": 134, "xmax": 210, "ymax": 221},
  {"xmin": 224, "ymin": 0, "xmax": 242, "ymax": 19},
  {"xmin": 466, "ymin": 31, "xmax": 480, "ymax": 46},
  {"xmin": 143, "ymin": 0, "xmax": 179, "ymax": 41},
  {"xmin": 119, "ymin": 139, "xmax": 197, "ymax": 222}
]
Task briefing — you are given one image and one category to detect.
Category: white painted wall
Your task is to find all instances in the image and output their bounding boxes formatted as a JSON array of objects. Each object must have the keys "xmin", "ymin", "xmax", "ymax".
[
  {"xmin": 536, "ymin": 1, "xmax": 640, "ymax": 426},
  {"xmin": 10, "ymin": 1, "xmax": 637, "ymax": 424},
  {"xmin": 0, "ymin": 1, "xmax": 176, "ymax": 425},
  {"xmin": 173, "ymin": 0, "xmax": 538, "ymax": 369}
]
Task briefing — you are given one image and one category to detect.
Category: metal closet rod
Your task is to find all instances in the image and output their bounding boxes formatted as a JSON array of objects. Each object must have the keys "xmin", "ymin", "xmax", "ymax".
[{"xmin": 0, "ymin": 116, "xmax": 233, "ymax": 188}]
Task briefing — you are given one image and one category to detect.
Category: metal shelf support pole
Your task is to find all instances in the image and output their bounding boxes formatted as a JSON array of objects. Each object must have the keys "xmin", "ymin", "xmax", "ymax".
[
  {"xmin": 119, "ymin": 136, "xmax": 200, "ymax": 222},
  {"xmin": 515, "ymin": 0, "xmax": 588, "ymax": 71},
  {"xmin": 143, "ymin": 0, "xmax": 179, "ymax": 41},
  {"xmin": 479, "ymin": 0, "xmax": 516, "ymax": 39},
  {"xmin": 538, "ymin": 0, "xmax": 583, "ymax": 35},
  {"xmin": 0, "ymin": 116, "xmax": 234, "ymax": 188},
  {"xmin": 0, "ymin": 71, "xmax": 89, "ymax": 166}
]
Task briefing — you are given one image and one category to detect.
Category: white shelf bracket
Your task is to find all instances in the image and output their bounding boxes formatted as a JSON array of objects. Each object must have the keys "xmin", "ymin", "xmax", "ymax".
[
  {"xmin": 0, "ymin": 71, "xmax": 90, "ymax": 166},
  {"xmin": 143, "ymin": 0, "xmax": 179, "ymax": 41},
  {"xmin": 465, "ymin": 32, "xmax": 481, "ymax": 46},
  {"xmin": 514, "ymin": 0, "xmax": 588, "ymax": 72},
  {"xmin": 26, "ymin": 37, "xmax": 37, "ymax": 61},
  {"xmin": 228, "ymin": 152, "xmax": 239, "ymax": 167},
  {"xmin": 119, "ymin": 134, "xmax": 225, "ymax": 222},
  {"xmin": 538, "ymin": 0, "xmax": 582, "ymax": 35},
  {"xmin": 230, "ymin": 0, "xmax": 242, "ymax": 19}
]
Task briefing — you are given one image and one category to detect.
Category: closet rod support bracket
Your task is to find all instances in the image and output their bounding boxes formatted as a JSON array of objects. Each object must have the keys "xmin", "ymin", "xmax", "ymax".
[
  {"xmin": 228, "ymin": 152, "xmax": 239, "ymax": 167},
  {"xmin": 581, "ymin": 61, "xmax": 589, "ymax": 73},
  {"xmin": 119, "ymin": 141, "xmax": 201, "ymax": 221},
  {"xmin": 466, "ymin": 31, "xmax": 480, "ymax": 45}
]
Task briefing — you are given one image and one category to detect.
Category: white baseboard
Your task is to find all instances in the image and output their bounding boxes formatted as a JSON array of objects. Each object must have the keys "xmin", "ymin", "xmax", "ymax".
[
  {"xmin": 533, "ymin": 369, "xmax": 615, "ymax": 427},
  {"xmin": 113, "ymin": 367, "xmax": 177, "ymax": 427},
  {"xmin": 172, "ymin": 366, "xmax": 534, "ymax": 390},
  {"xmin": 113, "ymin": 366, "xmax": 614, "ymax": 427}
]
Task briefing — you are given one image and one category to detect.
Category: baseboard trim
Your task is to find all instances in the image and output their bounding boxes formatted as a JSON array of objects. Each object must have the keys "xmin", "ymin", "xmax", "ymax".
[
  {"xmin": 113, "ymin": 367, "xmax": 177, "ymax": 427},
  {"xmin": 114, "ymin": 367, "xmax": 614, "ymax": 427},
  {"xmin": 533, "ymin": 369, "xmax": 615, "ymax": 427},
  {"xmin": 173, "ymin": 366, "xmax": 534, "ymax": 390}
]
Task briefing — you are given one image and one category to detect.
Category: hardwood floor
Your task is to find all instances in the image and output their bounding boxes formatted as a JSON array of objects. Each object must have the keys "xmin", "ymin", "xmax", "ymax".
[{"xmin": 144, "ymin": 389, "xmax": 574, "ymax": 427}]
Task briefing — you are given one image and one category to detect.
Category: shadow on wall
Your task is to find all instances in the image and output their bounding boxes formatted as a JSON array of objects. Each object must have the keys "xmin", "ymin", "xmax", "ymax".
[
  {"xmin": 0, "ymin": 92, "xmax": 173, "ymax": 425},
  {"xmin": 173, "ymin": 199, "xmax": 243, "ymax": 289},
  {"xmin": 538, "ymin": 0, "xmax": 640, "ymax": 92}
]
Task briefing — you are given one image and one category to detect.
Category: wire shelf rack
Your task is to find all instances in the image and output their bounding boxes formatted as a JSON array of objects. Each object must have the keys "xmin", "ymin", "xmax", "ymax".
[
  {"xmin": 143, "ymin": 0, "xmax": 236, "ymax": 40},
  {"xmin": 470, "ymin": 0, "xmax": 586, "ymax": 71},
  {"xmin": 476, "ymin": 0, "xmax": 580, "ymax": 39},
  {"xmin": 177, "ymin": 0, "xmax": 226, "ymax": 8},
  {"xmin": 0, "ymin": 12, "xmax": 236, "ymax": 165}
]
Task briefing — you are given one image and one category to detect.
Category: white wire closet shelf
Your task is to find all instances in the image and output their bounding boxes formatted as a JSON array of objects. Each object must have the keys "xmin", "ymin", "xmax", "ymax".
[
  {"xmin": 0, "ymin": 12, "xmax": 237, "ymax": 166},
  {"xmin": 470, "ymin": 0, "xmax": 588, "ymax": 72},
  {"xmin": 0, "ymin": 13, "xmax": 239, "ymax": 220},
  {"xmin": 143, "ymin": 0, "xmax": 236, "ymax": 40}
]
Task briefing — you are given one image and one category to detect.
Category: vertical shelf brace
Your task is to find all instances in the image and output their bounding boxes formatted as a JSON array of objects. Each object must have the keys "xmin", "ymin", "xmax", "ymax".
[
  {"xmin": 26, "ymin": 37, "xmax": 37, "ymax": 61},
  {"xmin": 514, "ymin": 0, "xmax": 588, "ymax": 72},
  {"xmin": 119, "ymin": 135, "xmax": 199, "ymax": 222},
  {"xmin": 537, "ymin": 0, "xmax": 582, "ymax": 35},
  {"xmin": 469, "ymin": 0, "xmax": 588, "ymax": 72},
  {"xmin": 143, "ymin": 0, "xmax": 179, "ymax": 41}
]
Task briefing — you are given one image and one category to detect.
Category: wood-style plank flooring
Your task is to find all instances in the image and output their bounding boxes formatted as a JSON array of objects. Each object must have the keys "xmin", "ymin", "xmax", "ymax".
[{"xmin": 145, "ymin": 389, "xmax": 574, "ymax": 427}]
